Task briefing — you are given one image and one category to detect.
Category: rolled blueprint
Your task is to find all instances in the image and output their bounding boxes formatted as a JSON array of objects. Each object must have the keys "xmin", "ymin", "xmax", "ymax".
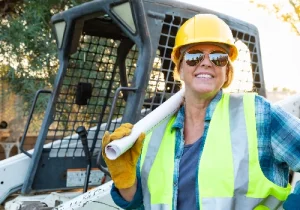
[{"xmin": 105, "ymin": 87, "xmax": 185, "ymax": 160}]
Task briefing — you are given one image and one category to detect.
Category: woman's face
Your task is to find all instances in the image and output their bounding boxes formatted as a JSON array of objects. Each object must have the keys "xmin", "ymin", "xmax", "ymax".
[{"xmin": 180, "ymin": 44, "xmax": 228, "ymax": 97}]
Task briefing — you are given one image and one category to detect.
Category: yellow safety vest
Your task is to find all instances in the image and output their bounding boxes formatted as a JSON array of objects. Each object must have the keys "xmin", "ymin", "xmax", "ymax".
[{"xmin": 140, "ymin": 93, "xmax": 291, "ymax": 210}]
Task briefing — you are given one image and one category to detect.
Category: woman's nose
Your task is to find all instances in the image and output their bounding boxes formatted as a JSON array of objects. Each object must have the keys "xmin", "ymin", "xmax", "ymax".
[{"xmin": 199, "ymin": 55, "xmax": 212, "ymax": 67}]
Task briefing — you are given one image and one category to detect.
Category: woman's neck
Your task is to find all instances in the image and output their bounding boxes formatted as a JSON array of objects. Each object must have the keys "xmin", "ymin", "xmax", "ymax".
[
  {"xmin": 183, "ymin": 92, "xmax": 216, "ymax": 145},
  {"xmin": 184, "ymin": 93, "xmax": 214, "ymax": 123}
]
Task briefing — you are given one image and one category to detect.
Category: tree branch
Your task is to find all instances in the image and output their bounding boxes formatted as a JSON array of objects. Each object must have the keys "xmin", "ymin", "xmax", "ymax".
[{"xmin": 288, "ymin": 0, "xmax": 300, "ymax": 35}]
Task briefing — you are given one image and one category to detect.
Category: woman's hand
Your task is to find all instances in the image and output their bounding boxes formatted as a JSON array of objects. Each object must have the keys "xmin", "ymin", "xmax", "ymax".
[{"xmin": 101, "ymin": 123, "xmax": 145, "ymax": 189}]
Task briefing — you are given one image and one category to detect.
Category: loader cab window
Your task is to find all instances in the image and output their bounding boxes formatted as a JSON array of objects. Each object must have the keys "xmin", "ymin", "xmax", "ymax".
[
  {"xmin": 142, "ymin": 14, "xmax": 263, "ymax": 115},
  {"xmin": 48, "ymin": 12, "xmax": 139, "ymax": 157},
  {"xmin": 142, "ymin": 15, "xmax": 185, "ymax": 112},
  {"xmin": 143, "ymin": 49, "xmax": 167, "ymax": 113}
]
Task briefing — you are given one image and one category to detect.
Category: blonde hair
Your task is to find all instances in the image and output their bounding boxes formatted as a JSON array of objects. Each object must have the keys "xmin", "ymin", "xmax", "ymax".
[
  {"xmin": 173, "ymin": 59, "xmax": 234, "ymax": 89},
  {"xmin": 223, "ymin": 60, "xmax": 234, "ymax": 88}
]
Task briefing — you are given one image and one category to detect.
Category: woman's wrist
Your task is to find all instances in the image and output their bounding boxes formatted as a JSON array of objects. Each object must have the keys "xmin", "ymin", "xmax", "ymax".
[{"xmin": 118, "ymin": 179, "xmax": 138, "ymax": 202}]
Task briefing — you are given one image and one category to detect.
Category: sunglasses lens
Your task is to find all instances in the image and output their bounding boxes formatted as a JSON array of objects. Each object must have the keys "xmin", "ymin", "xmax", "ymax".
[
  {"xmin": 184, "ymin": 51, "xmax": 204, "ymax": 66},
  {"xmin": 209, "ymin": 53, "xmax": 229, "ymax": 67}
]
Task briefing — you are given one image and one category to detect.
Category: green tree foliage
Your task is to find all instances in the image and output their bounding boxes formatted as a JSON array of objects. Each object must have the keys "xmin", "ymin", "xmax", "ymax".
[
  {"xmin": 0, "ymin": 0, "xmax": 90, "ymax": 114},
  {"xmin": 250, "ymin": 0, "xmax": 300, "ymax": 35}
]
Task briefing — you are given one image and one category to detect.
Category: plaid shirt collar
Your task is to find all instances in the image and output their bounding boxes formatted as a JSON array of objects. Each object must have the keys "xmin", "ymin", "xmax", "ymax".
[{"xmin": 172, "ymin": 90, "xmax": 223, "ymax": 130}]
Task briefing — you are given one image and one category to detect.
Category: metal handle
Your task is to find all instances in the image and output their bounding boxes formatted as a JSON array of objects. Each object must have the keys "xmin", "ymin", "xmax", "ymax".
[
  {"xmin": 97, "ymin": 86, "xmax": 137, "ymax": 176},
  {"xmin": 76, "ymin": 126, "xmax": 91, "ymax": 193},
  {"xmin": 20, "ymin": 89, "xmax": 52, "ymax": 158}
]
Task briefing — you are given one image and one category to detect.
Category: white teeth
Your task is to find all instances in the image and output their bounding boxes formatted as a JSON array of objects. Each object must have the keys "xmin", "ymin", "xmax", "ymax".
[{"xmin": 196, "ymin": 74, "xmax": 212, "ymax": 78}]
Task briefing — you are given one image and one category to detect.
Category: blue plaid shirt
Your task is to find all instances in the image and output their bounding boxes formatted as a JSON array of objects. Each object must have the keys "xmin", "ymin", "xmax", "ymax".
[{"xmin": 111, "ymin": 91, "xmax": 300, "ymax": 209}]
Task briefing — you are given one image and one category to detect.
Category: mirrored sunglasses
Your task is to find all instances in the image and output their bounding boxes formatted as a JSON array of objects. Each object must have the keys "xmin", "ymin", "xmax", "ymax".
[{"xmin": 184, "ymin": 50, "xmax": 229, "ymax": 67}]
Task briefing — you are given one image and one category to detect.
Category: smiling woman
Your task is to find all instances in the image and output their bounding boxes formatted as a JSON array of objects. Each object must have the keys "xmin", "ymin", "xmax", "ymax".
[
  {"xmin": 180, "ymin": 0, "xmax": 300, "ymax": 93},
  {"xmin": 105, "ymin": 13, "xmax": 300, "ymax": 210},
  {"xmin": 178, "ymin": 44, "xmax": 230, "ymax": 99}
]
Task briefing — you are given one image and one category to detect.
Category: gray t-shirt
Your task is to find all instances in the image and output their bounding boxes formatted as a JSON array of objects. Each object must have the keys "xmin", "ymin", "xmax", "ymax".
[{"xmin": 177, "ymin": 138, "xmax": 202, "ymax": 210}]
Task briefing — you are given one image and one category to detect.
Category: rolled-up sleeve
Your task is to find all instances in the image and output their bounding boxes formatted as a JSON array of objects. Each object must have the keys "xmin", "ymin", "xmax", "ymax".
[
  {"xmin": 110, "ymin": 173, "xmax": 143, "ymax": 209},
  {"xmin": 283, "ymin": 181, "xmax": 300, "ymax": 210},
  {"xmin": 294, "ymin": 181, "xmax": 300, "ymax": 194}
]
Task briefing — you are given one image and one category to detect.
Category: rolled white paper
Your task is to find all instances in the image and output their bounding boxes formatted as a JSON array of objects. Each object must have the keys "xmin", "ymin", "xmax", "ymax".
[{"xmin": 105, "ymin": 87, "xmax": 185, "ymax": 160}]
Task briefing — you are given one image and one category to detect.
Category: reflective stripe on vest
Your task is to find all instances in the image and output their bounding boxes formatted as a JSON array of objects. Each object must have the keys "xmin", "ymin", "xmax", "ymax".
[
  {"xmin": 141, "ymin": 116, "xmax": 173, "ymax": 210},
  {"xmin": 140, "ymin": 93, "xmax": 291, "ymax": 210}
]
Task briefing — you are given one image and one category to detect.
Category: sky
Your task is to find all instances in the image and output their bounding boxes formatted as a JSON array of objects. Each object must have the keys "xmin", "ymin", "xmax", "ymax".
[{"xmin": 176, "ymin": 0, "xmax": 300, "ymax": 92}]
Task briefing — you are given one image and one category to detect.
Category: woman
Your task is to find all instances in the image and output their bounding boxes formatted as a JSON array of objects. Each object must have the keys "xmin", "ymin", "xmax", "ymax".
[{"xmin": 102, "ymin": 14, "xmax": 300, "ymax": 210}]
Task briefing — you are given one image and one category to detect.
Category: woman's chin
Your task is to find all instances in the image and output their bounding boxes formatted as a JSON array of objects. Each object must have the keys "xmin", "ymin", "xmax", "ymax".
[{"xmin": 192, "ymin": 85, "xmax": 217, "ymax": 95}]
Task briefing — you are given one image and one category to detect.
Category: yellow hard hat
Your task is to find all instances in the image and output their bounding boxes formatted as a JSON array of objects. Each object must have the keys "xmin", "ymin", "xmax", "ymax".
[{"xmin": 171, "ymin": 14, "xmax": 238, "ymax": 66}]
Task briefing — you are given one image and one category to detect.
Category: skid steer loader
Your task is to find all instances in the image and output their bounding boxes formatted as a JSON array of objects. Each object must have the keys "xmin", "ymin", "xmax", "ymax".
[{"xmin": 1, "ymin": 0, "xmax": 300, "ymax": 209}]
